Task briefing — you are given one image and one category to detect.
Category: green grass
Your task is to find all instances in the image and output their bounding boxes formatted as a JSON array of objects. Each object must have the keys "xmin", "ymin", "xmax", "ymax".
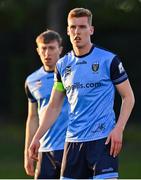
[
  {"xmin": 0, "ymin": 122, "xmax": 29, "ymax": 178},
  {"xmin": 119, "ymin": 124, "xmax": 141, "ymax": 178},
  {"xmin": 0, "ymin": 122, "xmax": 140, "ymax": 178}
]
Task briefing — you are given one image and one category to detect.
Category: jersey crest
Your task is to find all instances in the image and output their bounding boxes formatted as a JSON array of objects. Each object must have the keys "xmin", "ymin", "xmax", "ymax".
[{"xmin": 92, "ymin": 63, "xmax": 99, "ymax": 72}]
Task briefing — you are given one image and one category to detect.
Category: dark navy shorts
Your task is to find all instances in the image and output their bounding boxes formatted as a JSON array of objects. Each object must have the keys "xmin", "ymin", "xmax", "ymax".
[
  {"xmin": 61, "ymin": 138, "xmax": 118, "ymax": 179},
  {"xmin": 35, "ymin": 150, "xmax": 64, "ymax": 179}
]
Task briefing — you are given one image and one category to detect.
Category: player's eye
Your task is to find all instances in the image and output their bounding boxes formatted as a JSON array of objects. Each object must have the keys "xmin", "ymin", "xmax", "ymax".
[
  {"xmin": 79, "ymin": 25, "xmax": 87, "ymax": 29},
  {"xmin": 70, "ymin": 25, "xmax": 76, "ymax": 30},
  {"xmin": 49, "ymin": 46, "xmax": 56, "ymax": 50},
  {"xmin": 42, "ymin": 47, "xmax": 47, "ymax": 51}
]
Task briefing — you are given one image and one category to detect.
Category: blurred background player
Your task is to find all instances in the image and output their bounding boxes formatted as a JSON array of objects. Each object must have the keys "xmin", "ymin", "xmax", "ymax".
[{"xmin": 24, "ymin": 30, "xmax": 68, "ymax": 179}]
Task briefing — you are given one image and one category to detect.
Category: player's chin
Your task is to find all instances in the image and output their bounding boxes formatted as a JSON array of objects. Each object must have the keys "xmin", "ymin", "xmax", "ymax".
[
  {"xmin": 74, "ymin": 43, "xmax": 83, "ymax": 49},
  {"xmin": 44, "ymin": 62, "xmax": 52, "ymax": 66}
]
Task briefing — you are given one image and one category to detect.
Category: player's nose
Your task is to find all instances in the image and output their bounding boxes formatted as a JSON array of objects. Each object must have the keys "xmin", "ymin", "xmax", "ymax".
[{"xmin": 75, "ymin": 27, "xmax": 80, "ymax": 34}]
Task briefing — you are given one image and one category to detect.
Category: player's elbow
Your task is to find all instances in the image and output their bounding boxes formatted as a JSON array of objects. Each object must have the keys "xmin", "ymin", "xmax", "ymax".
[
  {"xmin": 127, "ymin": 90, "xmax": 135, "ymax": 110},
  {"xmin": 131, "ymin": 92, "xmax": 135, "ymax": 109}
]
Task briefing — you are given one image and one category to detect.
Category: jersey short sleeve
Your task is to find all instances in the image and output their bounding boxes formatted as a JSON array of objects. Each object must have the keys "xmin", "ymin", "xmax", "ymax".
[
  {"xmin": 53, "ymin": 66, "xmax": 65, "ymax": 92},
  {"xmin": 110, "ymin": 56, "xmax": 128, "ymax": 85},
  {"xmin": 25, "ymin": 82, "xmax": 37, "ymax": 103}
]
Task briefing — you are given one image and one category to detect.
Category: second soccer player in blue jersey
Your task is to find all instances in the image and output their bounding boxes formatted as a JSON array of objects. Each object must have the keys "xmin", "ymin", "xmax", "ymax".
[
  {"xmin": 24, "ymin": 30, "xmax": 68, "ymax": 179},
  {"xmin": 29, "ymin": 8, "xmax": 135, "ymax": 179}
]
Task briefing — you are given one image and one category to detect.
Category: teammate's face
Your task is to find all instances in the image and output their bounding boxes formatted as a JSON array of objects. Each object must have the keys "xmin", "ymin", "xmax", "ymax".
[
  {"xmin": 67, "ymin": 16, "xmax": 94, "ymax": 49},
  {"xmin": 37, "ymin": 40, "xmax": 62, "ymax": 71}
]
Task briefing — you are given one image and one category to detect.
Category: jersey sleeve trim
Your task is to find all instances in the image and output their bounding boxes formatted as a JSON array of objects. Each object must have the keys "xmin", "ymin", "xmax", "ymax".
[
  {"xmin": 112, "ymin": 74, "xmax": 128, "ymax": 85},
  {"xmin": 53, "ymin": 82, "xmax": 65, "ymax": 92},
  {"xmin": 25, "ymin": 82, "xmax": 37, "ymax": 103},
  {"xmin": 110, "ymin": 56, "xmax": 128, "ymax": 85},
  {"xmin": 54, "ymin": 66, "xmax": 62, "ymax": 82}
]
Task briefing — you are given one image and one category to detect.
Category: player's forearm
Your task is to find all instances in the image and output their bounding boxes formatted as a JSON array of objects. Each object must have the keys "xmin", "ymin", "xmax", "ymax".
[
  {"xmin": 115, "ymin": 93, "xmax": 135, "ymax": 132},
  {"xmin": 24, "ymin": 117, "xmax": 39, "ymax": 156}
]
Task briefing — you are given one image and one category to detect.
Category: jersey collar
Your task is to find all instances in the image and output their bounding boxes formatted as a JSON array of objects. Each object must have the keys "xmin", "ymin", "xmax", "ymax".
[{"xmin": 73, "ymin": 44, "xmax": 95, "ymax": 58}]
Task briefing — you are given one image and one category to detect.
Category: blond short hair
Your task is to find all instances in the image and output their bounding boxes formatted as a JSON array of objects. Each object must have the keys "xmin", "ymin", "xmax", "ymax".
[{"xmin": 68, "ymin": 8, "xmax": 92, "ymax": 25}]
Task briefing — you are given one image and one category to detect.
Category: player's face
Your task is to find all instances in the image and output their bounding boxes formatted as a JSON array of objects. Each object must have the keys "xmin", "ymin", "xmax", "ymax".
[
  {"xmin": 67, "ymin": 16, "xmax": 94, "ymax": 49},
  {"xmin": 37, "ymin": 40, "xmax": 62, "ymax": 70}
]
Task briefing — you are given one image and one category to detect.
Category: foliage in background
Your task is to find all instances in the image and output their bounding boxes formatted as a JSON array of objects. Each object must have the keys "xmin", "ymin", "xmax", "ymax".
[
  {"xmin": 0, "ymin": 0, "xmax": 140, "ymax": 119},
  {"xmin": 0, "ymin": 0, "xmax": 140, "ymax": 178}
]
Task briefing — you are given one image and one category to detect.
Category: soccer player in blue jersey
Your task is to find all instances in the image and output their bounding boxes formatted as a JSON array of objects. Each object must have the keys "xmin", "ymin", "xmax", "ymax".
[
  {"xmin": 24, "ymin": 30, "xmax": 68, "ymax": 179},
  {"xmin": 29, "ymin": 8, "xmax": 135, "ymax": 179}
]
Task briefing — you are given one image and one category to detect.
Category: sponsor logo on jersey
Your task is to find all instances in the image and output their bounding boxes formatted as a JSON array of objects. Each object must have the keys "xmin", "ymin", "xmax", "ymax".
[
  {"xmin": 31, "ymin": 80, "xmax": 42, "ymax": 92},
  {"xmin": 76, "ymin": 60, "xmax": 87, "ymax": 65},
  {"xmin": 35, "ymin": 80, "xmax": 42, "ymax": 88},
  {"xmin": 92, "ymin": 123, "xmax": 106, "ymax": 134},
  {"xmin": 66, "ymin": 81, "xmax": 102, "ymax": 93},
  {"xmin": 118, "ymin": 62, "xmax": 125, "ymax": 73},
  {"xmin": 65, "ymin": 66, "xmax": 71, "ymax": 77},
  {"xmin": 92, "ymin": 63, "xmax": 99, "ymax": 72}
]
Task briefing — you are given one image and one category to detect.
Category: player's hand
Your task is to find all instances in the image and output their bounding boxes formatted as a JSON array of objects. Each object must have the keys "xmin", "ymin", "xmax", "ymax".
[
  {"xmin": 105, "ymin": 127, "xmax": 123, "ymax": 157},
  {"xmin": 24, "ymin": 155, "xmax": 35, "ymax": 176},
  {"xmin": 28, "ymin": 138, "xmax": 40, "ymax": 161}
]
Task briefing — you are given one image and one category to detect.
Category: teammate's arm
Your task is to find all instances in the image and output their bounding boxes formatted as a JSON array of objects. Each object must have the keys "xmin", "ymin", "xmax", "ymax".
[
  {"xmin": 24, "ymin": 101, "xmax": 39, "ymax": 176},
  {"xmin": 105, "ymin": 79, "xmax": 135, "ymax": 157},
  {"xmin": 29, "ymin": 88, "xmax": 65, "ymax": 160}
]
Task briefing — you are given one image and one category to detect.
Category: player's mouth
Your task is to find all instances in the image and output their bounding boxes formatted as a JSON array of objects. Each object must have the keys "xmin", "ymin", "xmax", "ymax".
[
  {"xmin": 74, "ymin": 36, "xmax": 81, "ymax": 41},
  {"xmin": 44, "ymin": 58, "xmax": 51, "ymax": 62}
]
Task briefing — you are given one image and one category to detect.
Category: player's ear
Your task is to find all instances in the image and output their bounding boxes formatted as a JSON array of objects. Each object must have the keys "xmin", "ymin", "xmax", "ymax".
[
  {"xmin": 90, "ymin": 26, "xmax": 94, "ymax": 35},
  {"xmin": 36, "ymin": 47, "xmax": 40, "ymax": 55},
  {"xmin": 67, "ymin": 26, "xmax": 70, "ymax": 36},
  {"xmin": 59, "ymin": 46, "xmax": 63, "ymax": 55}
]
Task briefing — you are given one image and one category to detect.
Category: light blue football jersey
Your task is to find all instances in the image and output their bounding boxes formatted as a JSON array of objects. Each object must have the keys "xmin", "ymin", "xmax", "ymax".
[
  {"xmin": 25, "ymin": 66, "xmax": 68, "ymax": 152},
  {"xmin": 55, "ymin": 45, "xmax": 128, "ymax": 142}
]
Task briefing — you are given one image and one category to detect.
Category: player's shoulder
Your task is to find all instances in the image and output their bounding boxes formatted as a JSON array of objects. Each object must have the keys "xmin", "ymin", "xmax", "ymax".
[
  {"xmin": 26, "ymin": 66, "xmax": 44, "ymax": 84},
  {"xmin": 94, "ymin": 45, "xmax": 117, "ymax": 60},
  {"xmin": 58, "ymin": 51, "xmax": 72, "ymax": 62},
  {"xmin": 57, "ymin": 50, "xmax": 73, "ymax": 67}
]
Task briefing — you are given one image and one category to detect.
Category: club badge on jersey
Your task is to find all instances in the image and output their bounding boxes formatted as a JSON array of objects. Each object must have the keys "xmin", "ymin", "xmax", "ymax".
[{"xmin": 92, "ymin": 63, "xmax": 99, "ymax": 72}]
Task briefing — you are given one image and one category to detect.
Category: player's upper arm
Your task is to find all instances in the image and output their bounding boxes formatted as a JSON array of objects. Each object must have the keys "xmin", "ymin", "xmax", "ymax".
[
  {"xmin": 115, "ymin": 79, "xmax": 135, "ymax": 101},
  {"xmin": 110, "ymin": 56, "xmax": 135, "ymax": 102},
  {"xmin": 49, "ymin": 64, "xmax": 66, "ymax": 108},
  {"xmin": 46, "ymin": 64, "xmax": 66, "ymax": 109},
  {"xmin": 48, "ymin": 88, "xmax": 65, "ymax": 110},
  {"xmin": 25, "ymin": 80, "xmax": 38, "ymax": 119},
  {"xmin": 25, "ymin": 81, "xmax": 37, "ymax": 103},
  {"xmin": 53, "ymin": 65, "xmax": 66, "ymax": 92},
  {"xmin": 27, "ymin": 101, "xmax": 38, "ymax": 119},
  {"xmin": 110, "ymin": 56, "xmax": 128, "ymax": 85}
]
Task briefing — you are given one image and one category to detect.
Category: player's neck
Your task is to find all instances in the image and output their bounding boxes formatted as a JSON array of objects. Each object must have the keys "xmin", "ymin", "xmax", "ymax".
[
  {"xmin": 73, "ymin": 42, "xmax": 93, "ymax": 56},
  {"xmin": 43, "ymin": 65, "xmax": 54, "ymax": 72}
]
